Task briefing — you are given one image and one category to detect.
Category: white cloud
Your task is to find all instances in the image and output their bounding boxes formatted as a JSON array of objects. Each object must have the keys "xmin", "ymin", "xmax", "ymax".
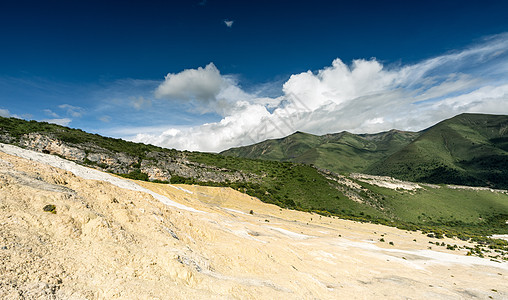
[
  {"xmin": 133, "ymin": 33, "xmax": 508, "ymax": 152},
  {"xmin": 131, "ymin": 96, "xmax": 152, "ymax": 110},
  {"xmin": 43, "ymin": 109, "xmax": 60, "ymax": 118},
  {"xmin": 42, "ymin": 118, "xmax": 72, "ymax": 126},
  {"xmin": 59, "ymin": 104, "xmax": 85, "ymax": 117},
  {"xmin": 282, "ymin": 58, "xmax": 400, "ymax": 110},
  {"xmin": 224, "ymin": 20, "xmax": 234, "ymax": 28},
  {"xmin": 156, "ymin": 63, "xmax": 223, "ymax": 102},
  {"xmin": 135, "ymin": 103, "xmax": 271, "ymax": 151},
  {"xmin": 155, "ymin": 62, "xmax": 253, "ymax": 115},
  {"xmin": 0, "ymin": 109, "xmax": 32, "ymax": 120},
  {"xmin": 0, "ymin": 108, "xmax": 10, "ymax": 117},
  {"xmin": 99, "ymin": 116, "xmax": 111, "ymax": 123}
]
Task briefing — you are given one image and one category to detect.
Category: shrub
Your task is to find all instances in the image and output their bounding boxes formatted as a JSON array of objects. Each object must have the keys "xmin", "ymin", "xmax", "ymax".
[
  {"xmin": 119, "ymin": 169, "xmax": 149, "ymax": 181},
  {"xmin": 170, "ymin": 175, "xmax": 194, "ymax": 184},
  {"xmin": 43, "ymin": 204, "xmax": 56, "ymax": 214}
]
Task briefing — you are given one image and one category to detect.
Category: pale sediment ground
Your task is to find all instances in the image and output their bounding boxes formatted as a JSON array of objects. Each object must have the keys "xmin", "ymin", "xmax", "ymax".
[
  {"xmin": 447, "ymin": 185, "xmax": 508, "ymax": 193},
  {"xmin": 0, "ymin": 144, "xmax": 507, "ymax": 299},
  {"xmin": 351, "ymin": 173, "xmax": 508, "ymax": 194},
  {"xmin": 350, "ymin": 173, "xmax": 423, "ymax": 191}
]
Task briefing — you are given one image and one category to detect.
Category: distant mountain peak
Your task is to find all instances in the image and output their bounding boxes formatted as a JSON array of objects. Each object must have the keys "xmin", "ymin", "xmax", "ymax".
[{"xmin": 222, "ymin": 113, "xmax": 508, "ymax": 189}]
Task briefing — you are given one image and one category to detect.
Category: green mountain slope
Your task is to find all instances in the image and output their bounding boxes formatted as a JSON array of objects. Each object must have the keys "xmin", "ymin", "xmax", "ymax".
[
  {"xmin": 221, "ymin": 131, "xmax": 323, "ymax": 161},
  {"xmin": 369, "ymin": 113, "xmax": 508, "ymax": 189},
  {"xmin": 221, "ymin": 130, "xmax": 420, "ymax": 173},
  {"xmin": 222, "ymin": 113, "xmax": 508, "ymax": 189}
]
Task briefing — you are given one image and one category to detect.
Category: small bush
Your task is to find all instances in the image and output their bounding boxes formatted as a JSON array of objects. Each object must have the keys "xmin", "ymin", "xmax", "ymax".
[
  {"xmin": 118, "ymin": 169, "xmax": 149, "ymax": 181},
  {"xmin": 43, "ymin": 204, "xmax": 56, "ymax": 214}
]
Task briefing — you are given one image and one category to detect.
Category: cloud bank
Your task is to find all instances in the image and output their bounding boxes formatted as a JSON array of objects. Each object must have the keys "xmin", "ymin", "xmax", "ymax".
[
  {"xmin": 42, "ymin": 118, "xmax": 72, "ymax": 126},
  {"xmin": 0, "ymin": 108, "xmax": 32, "ymax": 120},
  {"xmin": 134, "ymin": 33, "xmax": 508, "ymax": 152},
  {"xmin": 0, "ymin": 108, "xmax": 11, "ymax": 118}
]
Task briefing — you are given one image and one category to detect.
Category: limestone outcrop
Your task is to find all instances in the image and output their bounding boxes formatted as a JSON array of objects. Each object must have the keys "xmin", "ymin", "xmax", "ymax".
[{"xmin": 0, "ymin": 132, "xmax": 253, "ymax": 183}]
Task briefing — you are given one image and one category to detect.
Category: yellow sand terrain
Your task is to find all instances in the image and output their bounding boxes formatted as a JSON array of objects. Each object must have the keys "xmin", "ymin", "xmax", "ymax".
[{"xmin": 0, "ymin": 145, "xmax": 506, "ymax": 299}]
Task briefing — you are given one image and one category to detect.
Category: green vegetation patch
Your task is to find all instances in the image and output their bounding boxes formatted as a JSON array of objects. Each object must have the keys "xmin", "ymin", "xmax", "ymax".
[{"xmin": 43, "ymin": 204, "xmax": 57, "ymax": 214}]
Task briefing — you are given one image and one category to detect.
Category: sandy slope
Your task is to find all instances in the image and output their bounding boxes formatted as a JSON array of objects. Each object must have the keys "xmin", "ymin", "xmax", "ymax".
[{"xmin": 0, "ymin": 144, "xmax": 507, "ymax": 299}]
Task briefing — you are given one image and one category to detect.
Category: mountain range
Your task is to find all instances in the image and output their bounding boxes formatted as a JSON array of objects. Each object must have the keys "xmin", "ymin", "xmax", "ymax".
[{"xmin": 222, "ymin": 113, "xmax": 508, "ymax": 190}]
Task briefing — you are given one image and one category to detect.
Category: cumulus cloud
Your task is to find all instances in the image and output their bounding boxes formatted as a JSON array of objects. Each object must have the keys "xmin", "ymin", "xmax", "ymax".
[
  {"xmin": 282, "ymin": 58, "xmax": 401, "ymax": 110},
  {"xmin": 133, "ymin": 33, "xmax": 508, "ymax": 152},
  {"xmin": 156, "ymin": 63, "xmax": 223, "ymax": 102},
  {"xmin": 135, "ymin": 103, "xmax": 271, "ymax": 151},
  {"xmin": 155, "ymin": 62, "xmax": 253, "ymax": 115}
]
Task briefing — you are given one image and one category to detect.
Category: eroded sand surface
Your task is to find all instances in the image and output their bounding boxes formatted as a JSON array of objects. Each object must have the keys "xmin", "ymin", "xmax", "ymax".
[{"xmin": 0, "ymin": 144, "xmax": 507, "ymax": 299}]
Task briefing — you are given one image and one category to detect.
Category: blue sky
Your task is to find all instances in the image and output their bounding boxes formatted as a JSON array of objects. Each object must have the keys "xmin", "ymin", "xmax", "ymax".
[{"xmin": 1, "ymin": 0, "xmax": 508, "ymax": 152}]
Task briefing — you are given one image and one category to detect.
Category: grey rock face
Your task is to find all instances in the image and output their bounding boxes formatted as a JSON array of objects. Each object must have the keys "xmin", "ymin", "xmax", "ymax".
[
  {"xmin": 20, "ymin": 133, "xmax": 87, "ymax": 161},
  {"xmin": 8, "ymin": 132, "xmax": 253, "ymax": 183}
]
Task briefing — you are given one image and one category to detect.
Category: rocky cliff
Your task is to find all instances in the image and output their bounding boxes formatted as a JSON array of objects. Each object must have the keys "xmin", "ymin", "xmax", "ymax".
[{"xmin": 0, "ymin": 132, "xmax": 253, "ymax": 184}]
